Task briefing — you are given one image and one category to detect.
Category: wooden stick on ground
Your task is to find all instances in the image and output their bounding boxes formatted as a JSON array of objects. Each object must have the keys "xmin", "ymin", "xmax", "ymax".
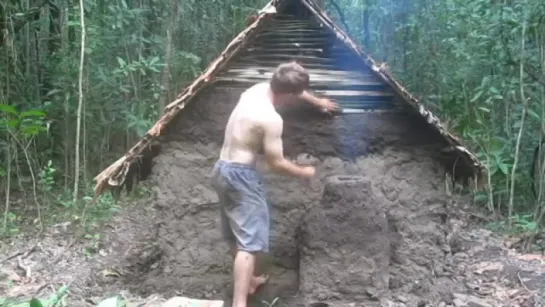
[{"xmin": 0, "ymin": 243, "xmax": 37, "ymax": 264}]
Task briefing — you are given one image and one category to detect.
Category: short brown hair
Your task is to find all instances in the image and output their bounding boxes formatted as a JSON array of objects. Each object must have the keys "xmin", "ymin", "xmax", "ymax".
[{"xmin": 270, "ymin": 62, "xmax": 309, "ymax": 95}]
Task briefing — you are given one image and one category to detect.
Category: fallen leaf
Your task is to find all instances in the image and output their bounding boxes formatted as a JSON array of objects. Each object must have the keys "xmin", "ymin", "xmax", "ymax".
[
  {"xmin": 101, "ymin": 268, "xmax": 121, "ymax": 278},
  {"xmin": 473, "ymin": 261, "xmax": 504, "ymax": 274}
]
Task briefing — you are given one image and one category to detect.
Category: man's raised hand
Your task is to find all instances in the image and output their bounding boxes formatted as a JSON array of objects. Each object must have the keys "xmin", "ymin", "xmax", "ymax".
[
  {"xmin": 300, "ymin": 165, "xmax": 316, "ymax": 178},
  {"xmin": 318, "ymin": 97, "xmax": 340, "ymax": 114}
]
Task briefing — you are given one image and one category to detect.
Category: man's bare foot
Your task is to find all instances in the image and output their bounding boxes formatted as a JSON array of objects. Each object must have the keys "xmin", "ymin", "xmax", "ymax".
[{"xmin": 249, "ymin": 274, "xmax": 269, "ymax": 294}]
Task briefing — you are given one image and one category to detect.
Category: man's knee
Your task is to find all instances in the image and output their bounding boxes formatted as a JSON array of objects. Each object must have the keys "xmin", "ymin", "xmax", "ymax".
[
  {"xmin": 228, "ymin": 243, "xmax": 263, "ymax": 256},
  {"xmin": 237, "ymin": 237, "xmax": 268, "ymax": 254},
  {"xmin": 233, "ymin": 249, "xmax": 258, "ymax": 264}
]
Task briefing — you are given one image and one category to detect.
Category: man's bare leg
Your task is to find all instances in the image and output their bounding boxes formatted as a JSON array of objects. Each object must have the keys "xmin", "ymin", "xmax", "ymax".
[
  {"xmin": 232, "ymin": 250, "xmax": 254, "ymax": 307},
  {"xmin": 230, "ymin": 244, "xmax": 269, "ymax": 295}
]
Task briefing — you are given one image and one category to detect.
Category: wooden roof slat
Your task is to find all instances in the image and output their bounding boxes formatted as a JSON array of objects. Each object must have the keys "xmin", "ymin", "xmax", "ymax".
[
  {"xmin": 259, "ymin": 27, "xmax": 328, "ymax": 33},
  {"xmin": 339, "ymin": 104, "xmax": 402, "ymax": 109},
  {"xmin": 214, "ymin": 84, "xmax": 390, "ymax": 94},
  {"xmin": 252, "ymin": 36, "xmax": 331, "ymax": 43},
  {"xmin": 225, "ymin": 66, "xmax": 374, "ymax": 76},
  {"xmin": 271, "ymin": 18, "xmax": 316, "ymax": 22},
  {"xmin": 339, "ymin": 100, "xmax": 400, "ymax": 105},
  {"xmin": 265, "ymin": 29, "xmax": 324, "ymax": 34},
  {"xmin": 222, "ymin": 68, "xmax": 378, "ymax": 79},
  {"xmin": 245, "ymin": 47, "xmax": 325, "ymax": 54},
  {"xmin": 234, "ymin": 59, "xmax": 337, "ymax": 69},
  {"xmin": 217, "ymin": 70, "xmax": 383, "ymax": 82},
  {"xmin": 315, "ymin": 90, "xmax": 394, "ymax": 97},
  {"xmin": 340, "ymin": 108, "xmax": 404, "ymax": 114},
  {"xmin": 220, "ymin": 72, "xmax": 375, "ymax": 81},
  {"xmin": 246, "ymin": 46, "xmax": 323, "ymax": 51},
  {"xmin": 255, "ymin": 33, "xmax": 329, "ymax": 39},
  {"xmin": 255, "ymin": 32, "xmax": 329, "ymax": 38},
  {"xmin": 212, "ymin": 77, "xmax": 383, "ymax": 87},
  {"xmin": 267, "ymin": 24, "xmax": 325, "ymax": 31},
  {"xmin": 271, "ymin": 14, "xmax": 305, "ymax": 19},
  {"xmin": 245, "ymin": 47, "xmax": 358, "ymax": 56},
  {"xmin": 247, "ymin": 43, "xmax": 324, "ymax": 50},
  {"xmin": 246, "ymin": 41, "xmax": 326, "ymax": 48},
  {"xmin": 339, "ymin": 106, "xmax": 401, "ymax": 110},
  {"xmin": 332, "ymin": 98, "xmax": 397, "ymax": 103},
  {"xmin": 243, "ymin": 54, "xmax": 336, "ymax": 63},
  {"xmin": 253, "ymin": 33, "xmax": 331, "ymax": 40},
  {"xmin": 328, "ymin": 96, "xmax": 397, "ymax": 102}
]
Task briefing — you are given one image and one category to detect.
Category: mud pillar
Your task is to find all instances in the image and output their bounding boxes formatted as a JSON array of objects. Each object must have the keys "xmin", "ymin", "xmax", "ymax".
[{"xmin": 299, "ymin": 176, "xmax": 390, "ymax": 304}]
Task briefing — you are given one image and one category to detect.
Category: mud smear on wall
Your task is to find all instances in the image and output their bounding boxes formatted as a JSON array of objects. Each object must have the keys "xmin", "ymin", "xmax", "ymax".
[{"xmin": 101, "ymin": 87, "xmax": 467, "ymax": 306}]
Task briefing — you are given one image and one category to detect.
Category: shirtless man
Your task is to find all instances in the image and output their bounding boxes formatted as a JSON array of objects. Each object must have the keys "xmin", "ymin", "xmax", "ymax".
[{"xmin": 211, "ymin": 62, "xmax": 338, "ymax": 307}]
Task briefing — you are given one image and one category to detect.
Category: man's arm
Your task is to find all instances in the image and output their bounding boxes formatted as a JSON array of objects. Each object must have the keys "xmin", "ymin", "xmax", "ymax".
[
  {"xmin": 262, "ymin": 117, "xmax": 315, "ymax": 178},
  {"xmin": 298, "ymin": 90, "xmax": 340, "ymax": 113}
]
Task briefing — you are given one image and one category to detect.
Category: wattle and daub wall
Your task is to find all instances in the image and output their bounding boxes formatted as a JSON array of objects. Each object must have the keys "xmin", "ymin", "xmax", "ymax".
[{"xmin": 121, "ymin": 3, "xmax": 466, "ymax": 306}]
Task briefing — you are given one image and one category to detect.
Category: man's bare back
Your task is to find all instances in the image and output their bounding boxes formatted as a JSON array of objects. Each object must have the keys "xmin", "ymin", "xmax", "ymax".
[
  {"xmin": 218, "ymin": 82, "xmax": 277, "ymax": 166},
  {"xmin": 219, "ymin": 82, "xmax": 314, "ymax": 177}
]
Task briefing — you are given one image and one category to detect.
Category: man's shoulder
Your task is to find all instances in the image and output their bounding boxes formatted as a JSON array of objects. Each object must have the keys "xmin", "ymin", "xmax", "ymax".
[
  {"xmin": 258, "ymin": 111, "xmax": 283, "ymax": 132},
  {"xmin": 242, "ymin": 82, "xmax": 269, "ymax": 96}
]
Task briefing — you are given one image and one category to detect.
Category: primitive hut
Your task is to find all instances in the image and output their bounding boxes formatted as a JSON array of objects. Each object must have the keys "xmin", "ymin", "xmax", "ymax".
[{"xmin": 94, "ymin": 0, "xmax": 486, "ymax": 306}]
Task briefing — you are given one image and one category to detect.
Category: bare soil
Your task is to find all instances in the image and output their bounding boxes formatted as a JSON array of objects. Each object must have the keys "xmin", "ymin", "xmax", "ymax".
[{"xmin": 2, "ymin": 87, "xmax": 545, "ymax": 306}]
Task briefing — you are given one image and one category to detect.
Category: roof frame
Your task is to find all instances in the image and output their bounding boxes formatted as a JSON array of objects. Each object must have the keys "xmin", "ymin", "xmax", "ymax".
[{"xmin": 93, "ymin": 0, "xmax": 486, "ymax": 197}]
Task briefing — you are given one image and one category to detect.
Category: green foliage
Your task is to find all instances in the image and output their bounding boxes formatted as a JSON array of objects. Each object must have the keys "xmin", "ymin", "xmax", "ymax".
[
  {"xmin": 329, "ymin": 0, "xmax": 545, "ymax": 232},
  {"xmin": 0, "ymin": 0, "xmax": 262, "ymax": 237},
  {"xmin": 486, "ymin": 213, "xmax": 539, "ymax": 235},
  {"xmin": 39, "ymin": 161, "xmax": 57, "ymax": 192},
  {"xmin": 1, "ymin": 212, "xmax": 20, "ymax": 236},
  {"xmin": 29, "ymin": 298, "xmax": 43, "ymax": 307},
  {"xmin": 261, "ymin": 297, "xmax": 280, "ymax": 307},
  {"xmin": 0, "ymin": 104, "xmax": 48, "ymax": 138}
]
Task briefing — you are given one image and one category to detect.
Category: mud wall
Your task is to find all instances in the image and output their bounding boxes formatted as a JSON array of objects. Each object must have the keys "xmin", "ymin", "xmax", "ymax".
[
  {"xmin": 164, "ymin": 87, "xmax": 449, "ymax": 159},
  {"xmin": 123, "ymin": 86, "xmax": 460, "ymax": 305}
]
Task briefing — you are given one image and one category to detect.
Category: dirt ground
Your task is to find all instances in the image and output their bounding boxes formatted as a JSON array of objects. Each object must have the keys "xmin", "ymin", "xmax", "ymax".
[{"xmin": 2, "ymin": 88, "xmax": 545, "ymax": 306}]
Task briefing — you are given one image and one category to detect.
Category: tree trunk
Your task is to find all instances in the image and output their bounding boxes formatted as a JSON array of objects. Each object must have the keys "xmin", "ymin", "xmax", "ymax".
[
  {"xmin": 363, "ymin": 0, "xmax": 370, "ymax": 49},
  {"xmin": 158, "ymin": 0, "xmax": 179, "ymax": 117},
  {"xmin": 74, "ymin": 0, "xmax": 86, "ymax": 202}
]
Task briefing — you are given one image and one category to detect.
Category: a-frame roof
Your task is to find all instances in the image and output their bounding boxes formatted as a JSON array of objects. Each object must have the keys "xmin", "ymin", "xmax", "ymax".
[{"xmin": 93, "ymin": 0, "xmax": 486, "ymax": 197}]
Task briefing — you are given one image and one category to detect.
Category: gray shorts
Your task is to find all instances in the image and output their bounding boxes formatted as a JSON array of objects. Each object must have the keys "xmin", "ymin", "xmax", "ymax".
[{"xmin": 211, "ymin": 160, "xmax": 269, "ymax": 253}]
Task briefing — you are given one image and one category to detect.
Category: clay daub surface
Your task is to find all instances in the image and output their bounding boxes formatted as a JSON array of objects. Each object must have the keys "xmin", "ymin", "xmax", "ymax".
[
  {"xmin": 107, "ymin": 142, "xmax": 458, "ymax": 306},
  {"xmin": 90, "ymin": 88, "xmax": 543, "ymax": 306},
  {"xmin": 299, "ymin": 176, "xmax": 391, "ymax": 303},
  {"xmin": 3, "ymin": 87, "xmax": 545, "ymax": 307}
]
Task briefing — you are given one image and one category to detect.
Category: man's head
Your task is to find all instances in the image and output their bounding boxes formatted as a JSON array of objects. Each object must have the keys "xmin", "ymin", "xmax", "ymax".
[{"xmin": 270, "ymin": 62, "xmax": 309, "ymax": 105}]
